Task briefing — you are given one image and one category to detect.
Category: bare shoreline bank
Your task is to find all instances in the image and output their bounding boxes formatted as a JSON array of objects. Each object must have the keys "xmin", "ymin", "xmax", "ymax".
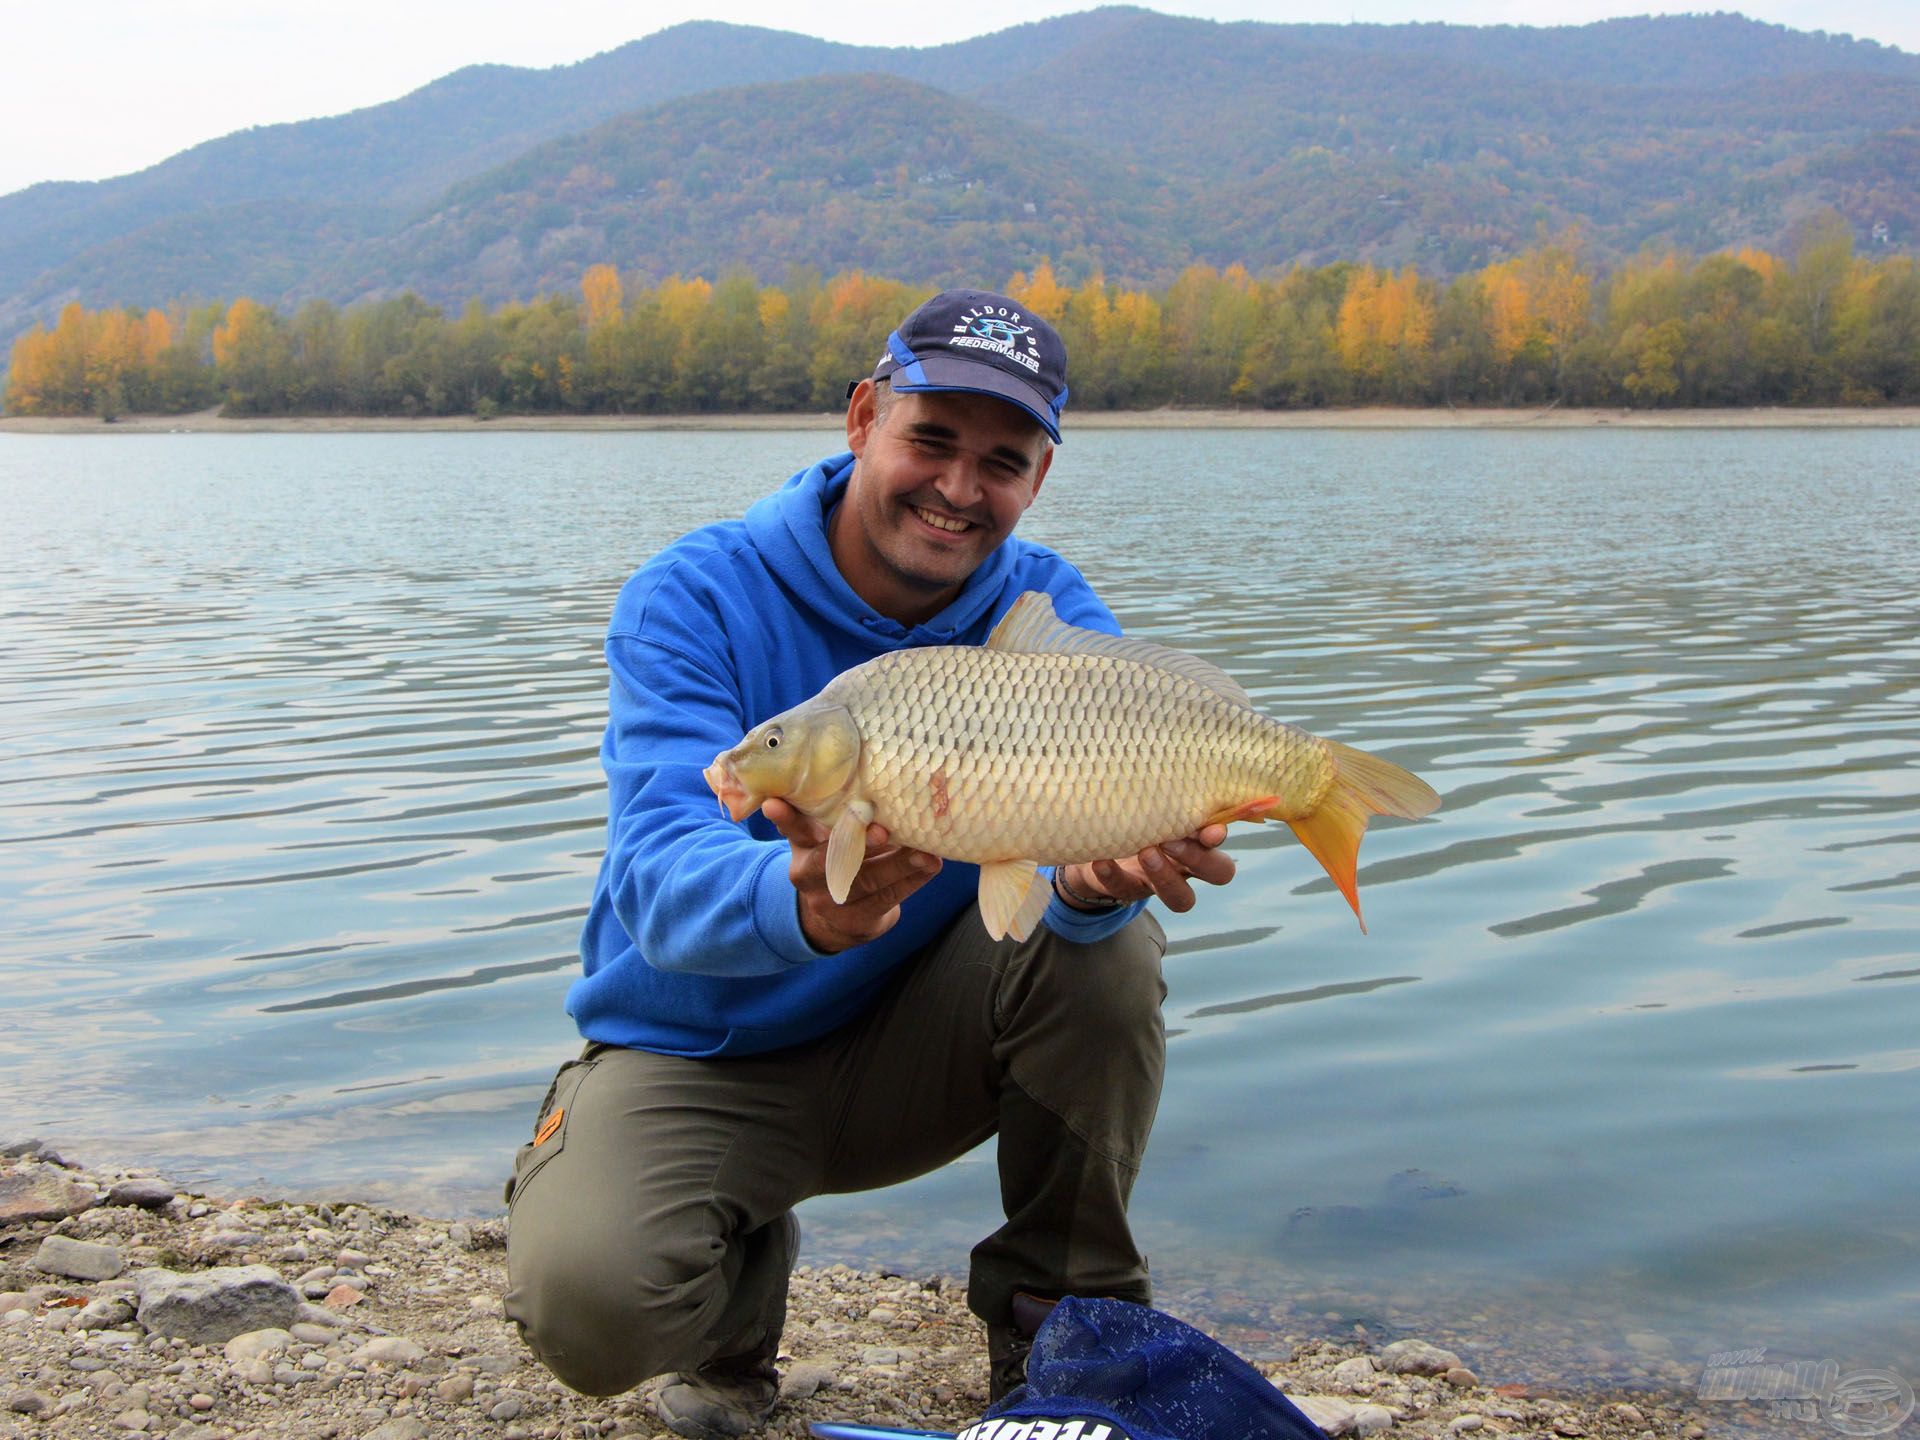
[
  {"xmin": 0, "ymin": 1147, "xmax": 1740, "ymax": 1440},
  {"xmin": 4, "ymin": 404, "xmax": 1918, "ymax": 435}
]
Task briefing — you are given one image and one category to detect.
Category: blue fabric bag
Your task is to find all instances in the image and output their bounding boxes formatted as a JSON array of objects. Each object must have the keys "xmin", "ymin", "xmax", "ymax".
[{"xmin": 811, "ymin": 1296, "xmax": 1328, "ymax": 1440}]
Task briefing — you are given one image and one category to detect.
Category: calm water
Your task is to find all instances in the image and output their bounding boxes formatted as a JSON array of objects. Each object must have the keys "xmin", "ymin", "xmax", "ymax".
[{"xmin": 3, "ymin": 427, "xmax": 1917, "ymax": 1392}]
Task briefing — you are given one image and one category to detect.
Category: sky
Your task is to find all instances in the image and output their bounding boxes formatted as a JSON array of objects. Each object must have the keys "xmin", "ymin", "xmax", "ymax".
[{"xmin": 4, "ymin": 0, "xmax": 1916, "ymax": 198}]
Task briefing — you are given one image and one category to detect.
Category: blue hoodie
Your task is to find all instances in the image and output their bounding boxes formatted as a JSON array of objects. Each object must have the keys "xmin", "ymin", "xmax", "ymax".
[{"xmin": 567, "ymin": 452, "xmax": 1146, "ymax": 1057}]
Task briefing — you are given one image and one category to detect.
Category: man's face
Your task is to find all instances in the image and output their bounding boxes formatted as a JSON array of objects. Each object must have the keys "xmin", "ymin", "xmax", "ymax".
[{"xmin": 831, "ymin": 382, "xmax": 1054, "ymax": 624}]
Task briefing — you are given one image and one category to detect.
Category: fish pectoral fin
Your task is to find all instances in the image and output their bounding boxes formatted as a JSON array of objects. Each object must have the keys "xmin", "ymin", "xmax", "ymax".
[
  {"xmin": 977, "ymin": 859, "xmax": 1050, "ymax": 943},
  {"xmin": 1206, "ymin": 795, "xmax": 1283, "ymax": 827},
  {"xmin": 824, "ymin": 807, "xmax": 870, "ymax": 905}
]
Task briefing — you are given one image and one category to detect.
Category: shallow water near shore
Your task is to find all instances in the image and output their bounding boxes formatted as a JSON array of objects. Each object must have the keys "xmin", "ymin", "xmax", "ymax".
[{"xmin": 3, "ymin": 427, "xmax": 1917, "ymax": 1394}]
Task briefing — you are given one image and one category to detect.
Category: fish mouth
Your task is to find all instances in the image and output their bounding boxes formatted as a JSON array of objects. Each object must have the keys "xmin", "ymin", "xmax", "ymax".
[
  {"xmin": 908, "ymin": 502, "xmax": 975, "ymax": 535},
  {"xmin": 703, "ymin": 756, "xmax": 759, "ymax": 822}
]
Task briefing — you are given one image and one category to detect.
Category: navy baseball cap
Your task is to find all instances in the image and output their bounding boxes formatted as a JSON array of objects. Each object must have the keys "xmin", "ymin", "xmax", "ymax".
[{"xmin": 859, "ymin": 288, "xmax": 1070, "ymax": 442}]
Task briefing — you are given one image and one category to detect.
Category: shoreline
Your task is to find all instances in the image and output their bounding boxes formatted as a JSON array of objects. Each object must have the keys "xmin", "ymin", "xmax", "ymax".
[
  {"xmin": 0, "ymin": 1147, "xmax": 1738, "ymax": 1440},
  {"xmin": 3, "ymin": 404, "xmax": 1919, "ymax": 434}
]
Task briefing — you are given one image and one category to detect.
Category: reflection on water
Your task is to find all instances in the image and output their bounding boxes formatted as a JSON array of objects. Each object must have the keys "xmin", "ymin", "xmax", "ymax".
[{"xmin": 3, "ymin": 427, "xmax": 1917, "ymax": 1385}]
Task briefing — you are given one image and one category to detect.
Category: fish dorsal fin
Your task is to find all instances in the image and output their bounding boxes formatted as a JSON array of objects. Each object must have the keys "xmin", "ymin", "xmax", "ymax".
[{"xmin": 986, "ymin": 591, "xmax": 1250, "ymax": 707}]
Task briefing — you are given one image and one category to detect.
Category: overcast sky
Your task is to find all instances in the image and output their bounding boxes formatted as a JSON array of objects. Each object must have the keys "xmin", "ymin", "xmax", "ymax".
[{"xmin": 5, "ymin": 0, "xmax": 1915, "ymax": 198}]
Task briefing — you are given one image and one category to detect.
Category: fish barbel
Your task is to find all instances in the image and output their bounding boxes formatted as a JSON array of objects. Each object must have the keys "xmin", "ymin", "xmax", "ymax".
[{"xmin": 704, "ymin": 591, "xmax": 1439, "ymax": 942}]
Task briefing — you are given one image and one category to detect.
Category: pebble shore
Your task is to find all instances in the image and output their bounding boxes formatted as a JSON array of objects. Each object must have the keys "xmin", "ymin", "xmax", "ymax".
[{"xmin": 3, "ymin": 1145, "xmax": 1736, "ymax": 1440}]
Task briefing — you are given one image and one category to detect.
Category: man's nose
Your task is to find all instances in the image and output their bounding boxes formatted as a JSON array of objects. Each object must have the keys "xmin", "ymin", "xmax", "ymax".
[{"xmin": 931, "ymin": 456, "xmax": 985, "ymax": 510}]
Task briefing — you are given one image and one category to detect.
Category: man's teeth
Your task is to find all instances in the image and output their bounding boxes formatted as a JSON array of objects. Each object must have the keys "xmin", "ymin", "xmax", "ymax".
[{"xmin": 913, "ymin": 505, "xmax": 970, "ymax": 533}]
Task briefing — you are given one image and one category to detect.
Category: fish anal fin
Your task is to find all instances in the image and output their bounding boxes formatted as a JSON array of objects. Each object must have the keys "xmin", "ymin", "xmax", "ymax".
[
  {"xmin": 987, "ymin": 590, "xmax": 1249, "ymax": 706},
  {"xmin": 1206, "ymin": 795, "xmax": 1283, "ymax": 828},
  {"xmin": 824, "ymin": 806, "xmax": 870, "ymax": 905},
  {"xmin": 978, "ymin": 858, "xmax": 1048, "ymax": 942}
]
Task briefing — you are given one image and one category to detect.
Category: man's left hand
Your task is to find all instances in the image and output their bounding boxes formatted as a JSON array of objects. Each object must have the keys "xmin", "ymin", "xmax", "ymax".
[{"xmin": 1057, "ymin": 823, "xmax": 1235, "ymax": 914}]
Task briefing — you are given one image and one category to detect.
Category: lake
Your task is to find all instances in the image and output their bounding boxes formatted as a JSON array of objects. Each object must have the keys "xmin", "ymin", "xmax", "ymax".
[{"xmin": 2, "ymin": 425, "xmax": 1916, "ymax": 1394}]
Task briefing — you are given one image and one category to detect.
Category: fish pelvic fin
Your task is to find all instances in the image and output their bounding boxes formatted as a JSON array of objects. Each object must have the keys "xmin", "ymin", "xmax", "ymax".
[
  {"xmin": 1287, "ymin": 741, "xmax": 1440, "ymax": 933},
  {"xmin": 978, "ymin": 858, "xmax": 1050, "ymax": 943}
]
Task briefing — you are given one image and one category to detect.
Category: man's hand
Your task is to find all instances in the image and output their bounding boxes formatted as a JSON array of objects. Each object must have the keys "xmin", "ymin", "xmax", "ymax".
[
  {"xmin": 763, "ymin": 798, "xmax": 943, "ymax": 954},
  {"xmin": 1057, "ymin": 823, "xmax": 1235, "ymax": 914}
]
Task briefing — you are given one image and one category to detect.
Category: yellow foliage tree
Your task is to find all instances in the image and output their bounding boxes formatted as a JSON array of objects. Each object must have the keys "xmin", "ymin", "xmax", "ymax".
[
  {"xmin": 581, "ymin": 264, "xmax": 623, "ymax": 330},
  {"xmin": 1008, "ymin": 259, "xmax": 1070, "ymax": 323}
]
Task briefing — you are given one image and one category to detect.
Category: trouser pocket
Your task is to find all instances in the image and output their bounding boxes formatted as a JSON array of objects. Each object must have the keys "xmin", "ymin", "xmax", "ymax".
[{"xmin": 503, "ymin": 1052, "xmax": 600, "ymax": 1209}]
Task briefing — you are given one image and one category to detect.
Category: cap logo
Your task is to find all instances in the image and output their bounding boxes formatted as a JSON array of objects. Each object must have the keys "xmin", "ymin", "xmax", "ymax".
[{"xmin": 949, "ymin": 304, "xmax": 1043, "ymax": 374}]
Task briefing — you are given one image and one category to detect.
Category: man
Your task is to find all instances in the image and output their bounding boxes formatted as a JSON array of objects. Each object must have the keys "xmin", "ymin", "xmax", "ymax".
[{"xmin": 504, "ymin": 289, "xmax": 1236, "ymax": 1439}]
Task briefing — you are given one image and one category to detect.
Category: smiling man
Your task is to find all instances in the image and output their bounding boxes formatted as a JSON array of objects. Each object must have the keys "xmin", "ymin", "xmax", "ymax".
[{"xmin": 502, "ymin": 290, "xmax": 1237, "ymax": 1439}]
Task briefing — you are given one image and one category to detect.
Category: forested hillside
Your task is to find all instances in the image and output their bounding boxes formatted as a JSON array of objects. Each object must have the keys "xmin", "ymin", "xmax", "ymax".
[{"xmin": 0, "ymin": 8, "xmax": 1914, "ymax": 344}]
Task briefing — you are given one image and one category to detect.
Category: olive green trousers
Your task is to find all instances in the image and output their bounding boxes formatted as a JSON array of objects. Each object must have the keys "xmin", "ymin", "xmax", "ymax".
[{"xmin": 502, "ymin": 907, "xmax": 1167, "ymax": 1396}]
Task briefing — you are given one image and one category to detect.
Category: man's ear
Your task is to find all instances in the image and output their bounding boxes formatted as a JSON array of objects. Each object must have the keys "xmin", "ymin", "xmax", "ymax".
[
  {"xmin": 846, "ymin": 379, "xmax": 879, "ymax": 457},
  {"xmin": 1026, "ymin": 442, "xmax": 1054, "ymax": 508}
]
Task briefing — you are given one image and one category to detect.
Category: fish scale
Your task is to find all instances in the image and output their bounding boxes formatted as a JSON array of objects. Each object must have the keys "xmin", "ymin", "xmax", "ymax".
[
  {"xmin": 827, "ymin": 647, "xmax": 1332, "ymax": 866},
  {"xmin": 705, "ymin": 590, "xmax": 1440, "ymax": 940}
]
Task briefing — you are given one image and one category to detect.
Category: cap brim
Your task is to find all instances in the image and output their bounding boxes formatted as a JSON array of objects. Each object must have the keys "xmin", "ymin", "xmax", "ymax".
[
  {"xmin": 808, "ymin": 1424, "xmax": 955, "ymax": 1439},
  {"xmin": 882, "ymin": 353, "xmax": 1063, "ymax": 443}
]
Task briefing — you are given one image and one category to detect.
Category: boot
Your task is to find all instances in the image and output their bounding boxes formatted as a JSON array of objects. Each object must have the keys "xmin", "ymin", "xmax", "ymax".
[{"xmin": 986, "ymin": 1291, "xmax": 1059, "ymax": 1404}]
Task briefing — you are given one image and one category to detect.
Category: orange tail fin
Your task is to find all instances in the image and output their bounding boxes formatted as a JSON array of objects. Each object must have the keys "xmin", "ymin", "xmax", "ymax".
[{"xmin": 1286, "ymin": 740, "xmax": 1439, "ymax": 933}]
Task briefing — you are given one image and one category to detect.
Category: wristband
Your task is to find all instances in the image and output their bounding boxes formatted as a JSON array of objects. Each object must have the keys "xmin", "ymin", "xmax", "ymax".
[{"xmin": 1055, "ymin": 866, "xmax": 1124, "ymax": 911}]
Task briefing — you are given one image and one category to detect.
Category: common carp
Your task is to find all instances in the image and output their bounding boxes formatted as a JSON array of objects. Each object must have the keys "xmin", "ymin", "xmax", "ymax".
[{"xmin": 704, "ymin": 590, "xmax": 1439, "ymax": 942}]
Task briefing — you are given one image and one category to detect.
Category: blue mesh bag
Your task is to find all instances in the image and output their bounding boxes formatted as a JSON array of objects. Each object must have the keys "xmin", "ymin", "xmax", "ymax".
[
  {"xmin": 982, "ymin": 1296, "xmax": 1329, "ymax": 1440},
  {"xmin": 809, "ymin": 1296, "xmax": 1328, "ymax": 1440}
]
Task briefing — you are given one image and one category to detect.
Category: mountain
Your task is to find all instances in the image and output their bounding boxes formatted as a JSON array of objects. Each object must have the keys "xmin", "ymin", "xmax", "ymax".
[{"xmin": 2, "ymin": 8, "xmax": 1915, "ymax": 337}]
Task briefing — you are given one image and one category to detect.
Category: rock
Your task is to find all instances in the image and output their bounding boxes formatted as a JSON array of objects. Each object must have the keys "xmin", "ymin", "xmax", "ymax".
[
  {"xmin": 114, "ymin": 1407, "xmax": 152, "ymax": 1430},
  {"xmin": 1379, "ymin": 1339, "xmax": 1464, "ymax": 1376},
  {"xmin": 289, "ymin": 1322, "xmax": 336, "ymax": 1343},
  {"xmin": 322, "ymin": 1282, "xmax": 364, "ymax": 1308},
  {"xmin": 0, "ymin": 1169, "xmax": 98, "ymax": 1224},
  {"xmin": 78, "ymin": 1296, "xmax": 139, "ymax": 1330},
  {"xmin": 337, "ymin": 1248, "xmax": 373, "ymax": 1269},
  {"xmin": 860, "ymin": 1345, "xmax": 904, "ymax": 1366},
  {"xmin": 490, "ymin": 1396, "xmax": 526, "ymax": 1421},
  {"xmin": 1331, "ymin": 1356, "xmax": 1380, "ymax": 1390},
  {"xmin": 224, "ymin": 1328, "xmax": 293, "ymax": 1364},
  {"xmin": 1291, "ymin": 1394, "xmax": 1357, "ymax": 1436},
  {"xmin": 436, "ymin": 1374, "xmax": 475, "ymax": 1403},
  {"xmin": 189, "ymin": 1393, "xmax": 216, "ymax": 1410},
  {"xmin": 364, "ymin": 1421, "xmax": 430, "ymax": 1440},
  {"xmin": 1449, "ymin": 1417, "xmax": 1485, "ymax": 1433},
  {"xmin": 1553, "ymin": 1420, "xmax": 1586, "ymax": 1437},
  {"xmin": 34, "ymin": 1233, "xmax": 127, "ymax": 1280},
  {"xmin": 1353, "ymin": 1404, "xmax": 1395, "ymax": 1436},
  {"xmin": 778, "ymin": 1361, "xmax": 838, "ymax": 1401},
  {"xmin": 1612, "ymin": 1403, "xmax": 1646, "ymax": 1426},
  {"xmin": 0, "ymin": 1290, "xmax": 26, "ymax": 1315},
  {"xmin": 355, "ymin": 1336, "xmax": 427, "ymax": 1365},
  {"xmin": 1623, "ymin": 1331, "xmax": 1672, "ymax": 1357},
  {"xmin": 7, "ymin": 1389, "xmax": 53, "ymax": 1415},
  {"xmin": 135, "ymin": 1265, "xmax": 302, "ymax": 1344},
  {"xmin": 236, "ymin": 1358, "xmax": 274, "ymax": 1385},
  {"xmin": 1444, "ymin": 1366, "xmax": 1479, "ymax": 1388},
  {"xmin": 448, "ymin": 1222, "xmax": 472, "ymax": 1248},
  {"xmin": 106, "ymin": 1179, "xmax": 177, "ymax": 1210},
  {"xmin": 295, "ymin": 1302, "xmax": 346, "ymax": 1327}
]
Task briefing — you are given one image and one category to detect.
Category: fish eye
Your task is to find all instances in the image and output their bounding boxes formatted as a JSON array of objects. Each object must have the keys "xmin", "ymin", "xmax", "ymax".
[{"xmin": 764, "ymin": 729, "xmax": 782, "ymax": 750}]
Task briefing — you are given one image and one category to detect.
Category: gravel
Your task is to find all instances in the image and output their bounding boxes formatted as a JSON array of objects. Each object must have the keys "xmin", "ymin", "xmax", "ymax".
[{"xmin": 0, "ymin": 1152, "xmax": 1726, "ymax": 1439}]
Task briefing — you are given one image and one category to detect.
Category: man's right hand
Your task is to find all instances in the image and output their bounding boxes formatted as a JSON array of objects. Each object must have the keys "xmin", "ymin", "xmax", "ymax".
[{"xmin": 762, "ymin": 798, "xmax": 943, "ymax": 954}]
